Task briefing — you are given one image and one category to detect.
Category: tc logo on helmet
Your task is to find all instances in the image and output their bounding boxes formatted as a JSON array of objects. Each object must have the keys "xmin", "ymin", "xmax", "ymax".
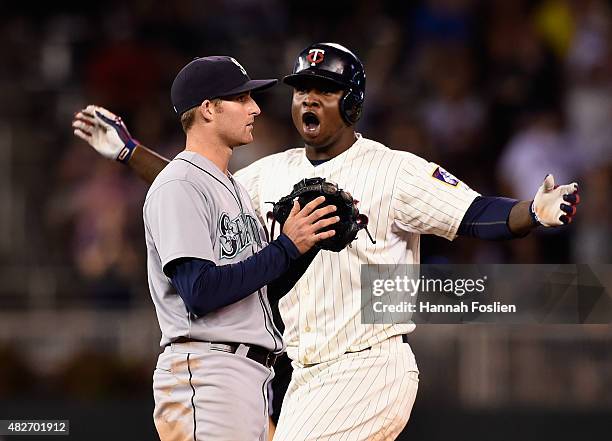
[{"xmin": 306, "ymin": 49, "xmax": 325, "ymax": 65}]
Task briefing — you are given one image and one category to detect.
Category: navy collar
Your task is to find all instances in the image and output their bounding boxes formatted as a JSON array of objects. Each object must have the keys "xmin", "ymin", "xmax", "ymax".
[{"xmin": 308, "ymin": 158, "xmax": 331, "ymax": 166}]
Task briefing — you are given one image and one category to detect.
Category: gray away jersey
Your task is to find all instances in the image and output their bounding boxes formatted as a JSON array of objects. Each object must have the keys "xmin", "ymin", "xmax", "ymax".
[{"xmin": 143, "ymin": 150, "xmax": 284, "ymax": 351}]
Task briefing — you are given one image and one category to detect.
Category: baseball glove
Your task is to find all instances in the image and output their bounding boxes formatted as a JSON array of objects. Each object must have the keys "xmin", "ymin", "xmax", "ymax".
[{"xmin": 268, "ymin": 177, "xmax": 375, "ymax": 252}]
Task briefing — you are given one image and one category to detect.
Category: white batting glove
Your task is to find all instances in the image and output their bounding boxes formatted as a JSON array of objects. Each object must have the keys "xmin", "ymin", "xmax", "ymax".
[
  {"xmin": 530, "ymin": 174, "xmax": 580, "ymax": 227},
  {"xmin": 72, "ymin": 105, "xmax": 138, "ymax": 163}
]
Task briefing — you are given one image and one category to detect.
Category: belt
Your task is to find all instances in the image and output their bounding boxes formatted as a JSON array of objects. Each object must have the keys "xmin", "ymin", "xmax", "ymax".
[
  {"xmin": 171, "ymin": 337, "xmax": 279, "ymax": 369},
  {"xmin": 358, "ymin": 334, "xmax": 409, "ymax": 353}
]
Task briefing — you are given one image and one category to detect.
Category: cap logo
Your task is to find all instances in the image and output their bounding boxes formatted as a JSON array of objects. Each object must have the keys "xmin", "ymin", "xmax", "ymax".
[
  {"xmin": 229, "ymin": 57, "xmax": 247, "ymax": 76},
  {"xmin": 306, "ymin": 49, "xmax": 325, "ymax": 66}
]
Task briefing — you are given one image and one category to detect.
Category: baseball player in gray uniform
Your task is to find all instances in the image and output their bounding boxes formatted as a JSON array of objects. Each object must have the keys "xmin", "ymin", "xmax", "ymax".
[
  {"xmin": 73, "ymin": 44, "xmax": 580, "ymax": 440},
  {"xmin": 76, "ymin": 56, "xmax": 340, "ymax": 441}
]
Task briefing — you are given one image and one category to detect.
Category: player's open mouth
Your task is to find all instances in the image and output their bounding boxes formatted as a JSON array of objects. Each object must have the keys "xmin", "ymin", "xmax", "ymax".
[{"xmin": 302, "ymin": 112, "xmax": 320, "ymax": 136}]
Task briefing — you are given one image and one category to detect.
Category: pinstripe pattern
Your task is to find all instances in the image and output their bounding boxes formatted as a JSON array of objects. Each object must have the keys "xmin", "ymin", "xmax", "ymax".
[
  {"xmin": 273, "ymin": 335, "xmax": 418, "ymax": 441},
  {"xmin": 234, "ymin": 135, "xmax": 477, "ymax": 439},
  {"xmin": 234, "ymin": 135, "xmax": 479, "ymax": 366}
]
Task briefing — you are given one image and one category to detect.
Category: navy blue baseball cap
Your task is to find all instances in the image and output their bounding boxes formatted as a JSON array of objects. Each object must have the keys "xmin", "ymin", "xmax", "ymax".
[{"xmin": 171, "ymin": 56, "xmax": 278, "ymax": 115}]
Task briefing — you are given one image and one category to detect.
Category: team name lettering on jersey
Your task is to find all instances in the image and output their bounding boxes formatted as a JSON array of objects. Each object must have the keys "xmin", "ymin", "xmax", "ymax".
[{"xmin": 218, "ymin": 212, "xmax": 262, "ymax": 259}]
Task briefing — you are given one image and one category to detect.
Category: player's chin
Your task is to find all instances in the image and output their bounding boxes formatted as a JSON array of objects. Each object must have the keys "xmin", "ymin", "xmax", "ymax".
[
  {"xmin": 243, "ymin": 128, "xmax": 255, "ymax": 144},
  {"xmin": 234, "ymin": 135, "xmax": 253, "ymax": 147}
]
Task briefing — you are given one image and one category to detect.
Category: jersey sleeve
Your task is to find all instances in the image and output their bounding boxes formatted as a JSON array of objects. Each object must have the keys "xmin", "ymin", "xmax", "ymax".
[
  {"xmin": 144, "ymin": 180, "xmax": 215, "ymax": 271},
  {"xmin": 392, "ymin": 155, "xmax": 480, "ymax": 240}
]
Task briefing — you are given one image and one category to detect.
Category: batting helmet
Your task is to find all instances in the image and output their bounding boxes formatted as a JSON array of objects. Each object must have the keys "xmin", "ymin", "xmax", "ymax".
[{"xmin": 283, "ymin": 43, "xmax": 366, "ymax": 125}]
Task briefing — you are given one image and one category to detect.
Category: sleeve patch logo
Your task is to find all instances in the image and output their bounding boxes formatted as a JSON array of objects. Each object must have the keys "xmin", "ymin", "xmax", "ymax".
[{"xmin": 432, "ymin": 166, "xmax": 459, "ymax": 186}]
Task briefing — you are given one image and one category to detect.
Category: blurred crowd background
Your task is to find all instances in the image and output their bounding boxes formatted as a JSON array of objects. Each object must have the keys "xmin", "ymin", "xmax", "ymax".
[{"xmin": 1, "ymin": 0, "xmax": 611, "ymax": 439}]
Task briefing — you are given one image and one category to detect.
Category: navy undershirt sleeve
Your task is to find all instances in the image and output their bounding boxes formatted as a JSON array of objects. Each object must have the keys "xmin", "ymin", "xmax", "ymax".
[
  {"xmin": 165, "ymin": 233, "xmax": 301, "ymax": 317},
  {"xmin": 457, "ymin": 196, "xmax": 519, "ymax": 240}
]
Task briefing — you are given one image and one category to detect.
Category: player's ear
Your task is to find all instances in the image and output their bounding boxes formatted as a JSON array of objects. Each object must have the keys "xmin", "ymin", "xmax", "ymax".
[{"xmin": 199, "ymin": 100, "xmax": 216, "ymax": 122}]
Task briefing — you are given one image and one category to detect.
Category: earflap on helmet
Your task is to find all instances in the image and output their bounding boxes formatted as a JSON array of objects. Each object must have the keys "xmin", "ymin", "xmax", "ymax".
[{"xmin": 340, "ymin": 88, "xmax": 364, "ymax": 125}]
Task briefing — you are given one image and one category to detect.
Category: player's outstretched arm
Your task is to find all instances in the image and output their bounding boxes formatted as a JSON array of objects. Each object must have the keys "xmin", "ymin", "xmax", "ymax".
[
  {"xmin": 508, "ymin": 174, "xmax": 580, "ymax": 236},
  {"xmin": 457, "ymin": 174, "xmax": 579, "ymax": 240},
  {"xmin": 72, "ymin": 105, "xmax": 169, "ymax": 184},
  {"xmin": 125, "ymin": 144, "xmax": 169, "ymax": 184}
]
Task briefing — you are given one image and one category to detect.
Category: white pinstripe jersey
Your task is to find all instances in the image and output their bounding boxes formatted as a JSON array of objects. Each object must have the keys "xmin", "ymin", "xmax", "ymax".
[{"xmin": 234, "ymin": 134, "xmax": 480, "ymax": 365}]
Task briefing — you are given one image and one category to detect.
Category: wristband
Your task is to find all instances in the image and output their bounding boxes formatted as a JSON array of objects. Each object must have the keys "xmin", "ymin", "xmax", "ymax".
[
  {"xmin": 117, "ymin": 138, "xmax": 138, "ymax": 164},
  {"xmin": 528, "ymin": 200, "xmax": 542, "ymax": 226}
]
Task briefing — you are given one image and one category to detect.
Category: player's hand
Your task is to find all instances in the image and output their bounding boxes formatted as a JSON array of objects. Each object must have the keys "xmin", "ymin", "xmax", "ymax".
[
  {"xmin": 282, "ymin": 196, "xmax": 339, "ymax": 254},
  {"xmin": 72, "ymin": 105, "xmax": 138, "ymax": 163},
  {"xmin": 531, "ymin": 174, "xmax": 580, "ymax": 226}
]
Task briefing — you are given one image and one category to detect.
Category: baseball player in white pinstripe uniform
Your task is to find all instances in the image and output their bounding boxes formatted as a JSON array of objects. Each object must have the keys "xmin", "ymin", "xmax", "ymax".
[{"xmin": 73, "ymin": 43, "xmax": 580, "ymax": 440}]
